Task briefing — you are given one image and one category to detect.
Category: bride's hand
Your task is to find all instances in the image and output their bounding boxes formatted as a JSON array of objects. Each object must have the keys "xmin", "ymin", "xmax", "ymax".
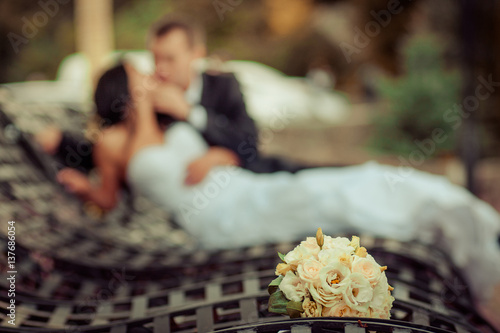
[
  {"xmin": 57, "ymin": 168, "xmax": 91, "ymax": 195},
  {"xmin": 123, "ymin": 63, "xmax": 157, "ymax": 107},
  {"xmin": 152, "ymin": 83, "xmax": 191, "ymax": 121}
]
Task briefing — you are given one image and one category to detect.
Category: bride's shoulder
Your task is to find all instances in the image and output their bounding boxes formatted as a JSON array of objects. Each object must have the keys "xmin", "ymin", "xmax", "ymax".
[
  {"xmin": 94, "ymin": 126, "xmax": 128, "ymax": 158},
  {"xmin": 98, "ymin": 125, "xmax": 127, "ymax": 143}
]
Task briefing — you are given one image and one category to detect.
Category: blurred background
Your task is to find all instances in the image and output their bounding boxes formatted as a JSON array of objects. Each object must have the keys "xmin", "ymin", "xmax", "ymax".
[{"xmin": 0, "ymin": 0, "xmax": 499, "ymax": 212}]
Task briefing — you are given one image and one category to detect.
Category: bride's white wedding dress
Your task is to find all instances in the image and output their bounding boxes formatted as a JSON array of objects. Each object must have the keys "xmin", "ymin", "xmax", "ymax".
[{"xmin": 127, "ymin": 122, "xmax": 500, "ymax": 301}]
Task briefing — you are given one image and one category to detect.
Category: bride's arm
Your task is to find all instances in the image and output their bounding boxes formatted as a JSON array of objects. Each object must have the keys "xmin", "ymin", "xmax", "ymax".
[
  {"xmin": 124, "ymin": 64, "xmax": 164, "ymax": 163},
  {"xmin": 185, "ymin": 147, "xmax": 240, "ymax": 185},
  {"xmin": 57, "ymin": 139, "xmax": 121, "ymax": 211}
]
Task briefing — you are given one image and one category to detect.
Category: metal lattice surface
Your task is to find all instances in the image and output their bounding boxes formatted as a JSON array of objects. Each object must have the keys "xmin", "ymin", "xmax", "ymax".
[
  {"xmin": 0, "ymin": 234, "xmax": 296, "ymax": 301},
  {"xmin": 1, "ymin": 234, "xmax": 496, "ymax": 332},
  {"xmin": 0, "ymin": 270, "xmax": 271, "ymax": 331},
  {"xmin": 0, "ymin": 293, "xmax": 492, "ymax": 333}
]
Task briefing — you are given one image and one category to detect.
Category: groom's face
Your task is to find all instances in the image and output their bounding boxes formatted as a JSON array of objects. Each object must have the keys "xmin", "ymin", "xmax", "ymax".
[{"xmin": 151, "ymin": 28, "xmax": 201, "ymax": 90}]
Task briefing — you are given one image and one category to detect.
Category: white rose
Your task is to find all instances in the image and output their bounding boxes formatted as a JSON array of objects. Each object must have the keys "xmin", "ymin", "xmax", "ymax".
[
  {"xmin": 307, "ymin": 261, "xmax": 350, "ymax": 307},
  {"xmin": 308, "ymin": 284, "xmax": 343, "ymax": 307},
  {"xmin": 319, "ymin": 261, "xmax": 351, "ymax": 294},
  {"xmin": 300, "ymin": 237, "xmax": 321, "ymax": 257},
  {"xmin": 301, "ymin": 297, "xmax": 323, "ymax": 318},
  {"xmin": 280, "ymin": 271, "xmax": 307, "ymax": 302},
  {"xmin": 370, "ymin": 308, "xmax": 385, "ymax": 319},
  {"xmin": 284, "ymin": 244, "xmax": 313, "ymax": 266},
  {"xmin": 383, "ymin": 295, "xmax": 395, "ymax": 317},
  {"xmin": 370, "ymin": 273, "xmax": 389, "ymax": 310},
  {"xmin": 297, "ymin": 258, "xmax": 324, "ymax": 286},
  {"xmin": 322, "ymin": 300, "xmax": 365, "ymax": 317},
  {"xmin": 343, "ymin": 272, "xmax": 373, "ymax": 312},
  {"xmin": 352, "ymin": 256, "xmax": 381, "ymax": 286},
  {"xmin": 323, "ymin": 236, "xmax": 354, "ymax": 252},
  {"xmin": 369, "ymin": 298, "xmax": 393, "ymax": 319},
  {"xmin": 318, "ymin": 248, "xmax": 353, "ymax": 268},
  {"xmin": 370, "ymin": 273, "xmax": 394, "ymax": 317}
]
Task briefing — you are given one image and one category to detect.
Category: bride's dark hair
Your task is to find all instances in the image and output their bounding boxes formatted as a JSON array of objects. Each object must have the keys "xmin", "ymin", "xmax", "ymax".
[
  {"xmin": 94, "ymin": 62, "xmax": 176, "ymax": 129},
  {"xmin": 94, "ymin": 64, "xmax": 130, "ymax": 128}
]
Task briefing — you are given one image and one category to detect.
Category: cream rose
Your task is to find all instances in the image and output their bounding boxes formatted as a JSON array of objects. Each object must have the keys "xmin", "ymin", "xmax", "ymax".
[
  {"xmin": 322, "ymin": 300, "xmax": 363, "ymax": 317},
  {"xmin": 307, "ymin": 262, "xmax": 350, "ymax": 307},
  {"xmin": 383, "ymin": 295, "xmax": 395, "ymax": 317},
  {"xmin": 369, "ymin": 298, "xmax": 393, "ymax": 320},
  {"xmin": 352, "ymin": 256, "xmax": 381, "ymax": 286},
  {"xmin": 369, "ymin": 273, "xmax": 393, "ymax": 316},
  {"xmin": 319, "ymin": 261, "xmax": 350, "ymax": 294},
  {"xmin": 284, "ymin": 244, "xmax": 313, "ymax": 266},
  {"xmin": 308, "ymin": 284, "xmax": 343, "ymax": 307},
  {"xmin": 322, "ymin": 236, "xmax": 354, "ymax": 252},
  {"xmin": 297, "ymin": 258, "xmax": 324, "ymax": 286},
  {"xmin": 318, "ymin": 248, "xmax": 353, "ymax": 268},
  {"xmin": 300, "ymin": 237, "xmax": 321, "ymax": 257},
  {"xmin": 343, "ymin": 272, "xmax": 373, "ymax": 312},
  {"xmin": 280, "ymin": 271, "xmax": 307, "ymax": 302}
]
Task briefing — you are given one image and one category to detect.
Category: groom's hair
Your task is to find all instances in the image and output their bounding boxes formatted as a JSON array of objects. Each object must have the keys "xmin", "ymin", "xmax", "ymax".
[{"xmin": 148, "ymin": 15, "xmax": 205, "ymax": 49}]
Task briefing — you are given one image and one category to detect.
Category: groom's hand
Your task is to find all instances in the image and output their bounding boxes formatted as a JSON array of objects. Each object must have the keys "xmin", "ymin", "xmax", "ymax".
[
  {"xmin": 153, "ymin": 83, "xmax": 190, "ymax": 121},
  {"xmin": 185, "ymin": 147, "xmax": 240, "ymax": 185}
]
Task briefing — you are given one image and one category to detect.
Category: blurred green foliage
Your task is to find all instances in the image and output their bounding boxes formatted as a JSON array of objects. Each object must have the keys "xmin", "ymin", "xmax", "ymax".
[
  {"xmin": 0, "ymin": 0, "xmax": 75, "ymax": 83},
  {"xmin": 369, "ymin": 34, "xmax": 462, "ymax": 157},
  {"xmin": 114, "ymin": 1, "xmax": 171, "ymax": 49}
]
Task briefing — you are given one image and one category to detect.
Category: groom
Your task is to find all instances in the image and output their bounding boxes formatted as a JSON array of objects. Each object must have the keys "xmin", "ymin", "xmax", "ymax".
[{"xmin": 44, "ymin": 16, "xmax": 308, "ymax": 185}]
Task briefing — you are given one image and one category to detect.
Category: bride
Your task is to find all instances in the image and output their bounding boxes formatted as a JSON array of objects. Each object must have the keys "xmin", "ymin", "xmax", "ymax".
[{"xmin": 57, "ymin": 63, "xmax": 500, "ymax": 304}]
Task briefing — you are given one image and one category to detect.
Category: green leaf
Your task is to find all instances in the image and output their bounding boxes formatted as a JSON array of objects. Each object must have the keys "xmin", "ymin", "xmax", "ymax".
[
  {"xmin": 286, "ymin": 301, "xmax": 304, "ymax": 318},
  {"xmin": 278, "ymin": 252, "xmax": 286, "ymax": 262},
  {"xmin": 268, "ymin": 290, "xmax": 289, "ymax": 315},
  {"xmin": 267, "ymin": 276, "xmax": 284, "ymax": 295}
]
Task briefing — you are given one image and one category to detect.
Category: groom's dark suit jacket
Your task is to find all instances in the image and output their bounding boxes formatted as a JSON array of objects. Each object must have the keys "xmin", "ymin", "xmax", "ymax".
[
  {"xmin": 199, "ymin": 72, "xmax": 258, "ymax": 169},
  {"xmin": 55, "ymin": 72, "xmax": 308, "ymax": 174}
]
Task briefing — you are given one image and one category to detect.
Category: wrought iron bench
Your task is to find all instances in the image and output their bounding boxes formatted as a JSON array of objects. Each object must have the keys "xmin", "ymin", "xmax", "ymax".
[
  {"xmin": 1, "ymin": 258, "xmax": 495, "ymax": 332},
  {"xmin": 1, "ymin": 234, "xmax": 496, "ymax": 332}
]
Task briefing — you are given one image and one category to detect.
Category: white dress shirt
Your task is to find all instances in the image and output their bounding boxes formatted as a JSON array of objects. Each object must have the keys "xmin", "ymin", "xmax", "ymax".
[{"xmin": 184, "ymin": 73, "xmax": 208, "ymax": 131}]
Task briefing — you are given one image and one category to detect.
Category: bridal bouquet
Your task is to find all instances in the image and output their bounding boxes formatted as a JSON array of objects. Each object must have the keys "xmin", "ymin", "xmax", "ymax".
[{"xmin": 268, "ymin": 229, "xmax": 394, "ymax": 318}]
